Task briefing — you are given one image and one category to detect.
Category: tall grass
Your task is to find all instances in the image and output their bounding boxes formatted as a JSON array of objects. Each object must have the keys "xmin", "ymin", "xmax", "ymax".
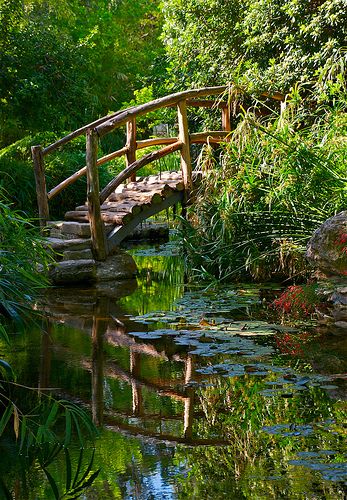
[
  {"xmin": 0, "ymin": 200, "xmax": 99, "ymax": 497},
  {"xmin": 182, "ymin": 93, "xmax": 347, "ymax": 282}
]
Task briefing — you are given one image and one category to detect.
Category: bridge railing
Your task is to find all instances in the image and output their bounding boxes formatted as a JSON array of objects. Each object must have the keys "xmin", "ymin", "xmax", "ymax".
[{"xmin": 32, "ymin": 85, "xmax": 283, "ymax": 259}]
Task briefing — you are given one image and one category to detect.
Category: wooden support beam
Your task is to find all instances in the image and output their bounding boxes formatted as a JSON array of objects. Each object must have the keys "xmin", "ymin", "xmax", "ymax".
[
  {"xmin": 177, "ymin": 100, "xmax": 192, "ymax": 191},
  {"xmin": 222, "ymin": 106, "xmax": 231, "ymax": 133},
  {"xmin": 126, "ymin": 118, "xmax": 137, "ymax": 182},
  {"xmin": 190, "ymin": 131, "xmax": 229, "ymax": 144},
  {"xmin": 186, "ymin": 98, "xmax": 227, "ymax": 108},
  {"xmin": 96, "ymin": 86, "xmax": 227, "ymax": 137},
  {"xmin": 136, "ymin": 137, "xmax": 177, "ymax": 149},
  {"xmin": 47, "ymin": 146, "xmax": 128, "ymax": 201},
  {"xmin": 86, "ymin": 128, "xmax": 107, "ymax": 261},
  {"xmin": 31, "ymin": 145, "xmax": 49, "ymax": 230}
]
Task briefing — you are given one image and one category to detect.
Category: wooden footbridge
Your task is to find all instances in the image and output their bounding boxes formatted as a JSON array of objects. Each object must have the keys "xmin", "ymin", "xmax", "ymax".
[{"xmin": 32, "ymin": 85, "xmax": 282, "ymax": 260}]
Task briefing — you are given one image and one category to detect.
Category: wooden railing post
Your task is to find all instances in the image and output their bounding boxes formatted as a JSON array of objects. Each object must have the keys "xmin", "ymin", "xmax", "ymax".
[
  {"xmin": 177, "ymin": 99, "xmax": 192, "ymax": 191},
  {"xmin": 31, "ymin": 145, "xmax": 49, "ymax": 230},
  {"xmin": 126, "ymin": 118, "xmax": 137, "ymax": 182},
  {"xmin": 86, "ymin": 128, "xmax": 107, "ymax": 261},
  {"xmin": 222, "ymin": 105, "xmax": 231, "ymax": 133}
]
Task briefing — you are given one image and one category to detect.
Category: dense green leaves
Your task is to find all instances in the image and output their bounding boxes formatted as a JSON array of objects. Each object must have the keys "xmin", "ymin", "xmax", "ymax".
[
  {"xmin": 162, "ymin": 0, "xmax": 347, "ymax": 96},
  {"xmin": 181, "ymin": 96, "xmax": 347, "ymax": 281},
  {"xmin": 0, "ymin": 0, "xmax": 164, "ymax": 147}
]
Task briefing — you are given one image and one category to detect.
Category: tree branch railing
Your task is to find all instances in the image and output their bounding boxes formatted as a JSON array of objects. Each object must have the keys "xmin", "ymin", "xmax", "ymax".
[{"xmin": 32, "ymin": 85, "xmax": 284, "ymax": 260}]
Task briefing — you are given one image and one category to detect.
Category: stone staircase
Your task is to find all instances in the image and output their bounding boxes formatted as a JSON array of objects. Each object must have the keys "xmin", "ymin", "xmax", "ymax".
[
  {"xmin": 43, "ymin": 171, "xmax": 187, "ymax": 285},
  {"xmin": 44, "ymin": 222, "xmax": 137, "ymax": 285}
]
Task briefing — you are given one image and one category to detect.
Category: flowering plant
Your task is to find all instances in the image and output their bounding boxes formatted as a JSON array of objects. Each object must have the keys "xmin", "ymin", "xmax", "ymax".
[{"xmin": 272, "ymin": 284, "xmax": 318, "ymax": 318}]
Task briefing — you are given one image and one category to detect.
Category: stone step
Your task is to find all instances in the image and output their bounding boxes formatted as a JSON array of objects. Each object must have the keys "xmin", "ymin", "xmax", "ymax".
[
  {"xmin": 43, "ymin": 237, "xmax": 92, "ymax": 252},
  {"xmin": 63, "ymin": 248, "xmax": 94, "ymax": 261},
  {"xmin": 48, "ymin": 221, "xmax": 91, "ymax": 238},
  {"xmin": 48, "ymin": 259, "xmax": 96, "ymax": 285},
  {"xmin": 48, "ymin": 220, "xmax": 115, "ymax": 240}
]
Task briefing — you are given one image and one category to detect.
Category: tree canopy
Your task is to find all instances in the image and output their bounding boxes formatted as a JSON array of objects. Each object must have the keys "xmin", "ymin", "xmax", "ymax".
[
  {"xmin": 0, "ymin": 0, "xmax": 164, "ymax": 146},
  {"xmin": 162, "ymin": 0, "xmax": 347, "ymax": 97}
]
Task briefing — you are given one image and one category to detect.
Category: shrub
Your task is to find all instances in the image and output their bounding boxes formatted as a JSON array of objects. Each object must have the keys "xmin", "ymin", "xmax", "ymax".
[{"xmin": 181, "ymin": 93, "xmax": 347, "ymax": 282}]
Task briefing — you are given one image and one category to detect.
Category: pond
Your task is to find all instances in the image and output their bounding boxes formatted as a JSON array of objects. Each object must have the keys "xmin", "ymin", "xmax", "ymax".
[{"xmin": 1, "ymin": 237, "xmax": 347, "ymax": 499}]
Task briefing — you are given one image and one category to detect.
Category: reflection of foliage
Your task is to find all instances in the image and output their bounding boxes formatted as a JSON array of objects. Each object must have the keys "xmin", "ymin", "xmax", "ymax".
[
  {"xmin": 0, "ymin": 201, "xmax": 99, "ymax": 498},
  {"xmin": 0, "ymin": 372, "xmax": 99, "ymax": 498},
  {"xmin": 120, "ymin": 250, "xmax": 185, "ymax": 315},
  {"xmin": 175, "ymin": 377, "xmax": 346, "ymax": 499},
  {"xmin": 275, "ymin": 331, "xmax": 317, "ymax": 357}
]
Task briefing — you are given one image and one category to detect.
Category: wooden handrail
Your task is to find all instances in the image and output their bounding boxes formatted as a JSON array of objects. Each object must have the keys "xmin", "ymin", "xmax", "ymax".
[
  {"xmin": 47, "ymin": 146, "xmax": 128, "ymax": 200},
  {"xmin": 186, "ymin": 98, "xmax": 227, "ymax": 108},
  {"xmin": 190, "ymin": 131, "xmax": 230, "ymax": 143},
  {"xmin": 136, "ymin": 137, "xmax": 177, "ymax": 149},
  {"xmin": 96, "ymin": 86, "xmax": 227, "ymax": 137},
  {"xmin": 40, "ymin": 87, "xmax": 283, "ymax": 156},
  {"xmin": 42, "ymin": 106, "xmax": 136, "ymax": 156},
  {"xmin": 47, "ymin": 131, "xmax": 231, "ymax": 200}
]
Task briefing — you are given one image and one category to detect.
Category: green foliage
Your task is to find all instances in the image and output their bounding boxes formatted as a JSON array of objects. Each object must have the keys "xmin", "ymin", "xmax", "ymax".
[
  {"xmin": 0, "ymin": 200, "xmax": 99, "ymax": 498},
  {"xmin": 0, "ymin": 200, "xmax": 50, "ymax": 320},
  {"xmin": 181, "ymin": 95, "xmax": 347, "ymax": 281},
  {"xmin": 162, "ymin": 0, "xmax": 347, "ymax": 96},
  {"xmin": 0, "ymin": 0, "xmax": 165, "ymax": 147}
]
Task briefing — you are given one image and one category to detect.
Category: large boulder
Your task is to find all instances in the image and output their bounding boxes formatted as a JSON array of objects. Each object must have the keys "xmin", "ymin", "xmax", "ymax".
[
  {"xmin": 96, "ymin": 252, "xmax": 137, "ymax": 281},
  {"xmin": 306, "ymin": 211, "xmax": 347, "ymax": 277}
]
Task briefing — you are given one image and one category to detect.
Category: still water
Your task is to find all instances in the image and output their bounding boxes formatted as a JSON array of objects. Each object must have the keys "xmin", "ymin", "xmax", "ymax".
[{"xmin": 2, "ymin": 239, "xmax": 347, "ymax": 499}]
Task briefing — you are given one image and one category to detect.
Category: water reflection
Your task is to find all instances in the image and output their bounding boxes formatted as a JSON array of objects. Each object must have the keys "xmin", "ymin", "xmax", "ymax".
[{"xmin": 3, "ymin": 242, "xmax": 347, "ymax": 498}]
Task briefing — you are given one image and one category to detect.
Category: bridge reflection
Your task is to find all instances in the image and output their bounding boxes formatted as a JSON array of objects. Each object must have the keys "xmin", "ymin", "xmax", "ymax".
[{"xmin": 39, "ymin": 289, "xmax": 230, "ymax": 447}]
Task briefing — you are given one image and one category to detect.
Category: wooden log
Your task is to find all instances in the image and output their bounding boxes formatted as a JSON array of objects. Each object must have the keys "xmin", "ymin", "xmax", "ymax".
[
  {"xmin": 134, "ymin": 182, "xmax": 182, "ymax": 195},
  {"xmin": 99, "ymin": 141, "xmax": 182, "ymax": 204},
  {"xmin": 42, "ymin": 107, "xmax": 136, "ymax": 156},
  {"xmin": 41, "ymin": 86, "xmax": 283, "ymax": 156},
  {"xmin": 86, "ymin": 128, "xmax": 107, "ymax": 261},
  {"xmin": 47, "ymin": 146, "xmax": 128, "ymax": 201},
  {"xmin": 96, "ymin": 86, "xmax": 227, "ymax": 137},
  {"xmin": 136, "ymin": 138, "xmax": 177, "ymax": 149},
  {"xmin": 222, "ymin": 106, "xmax": 231, "ymax": 133},
  {"xmin": 77, "ymin": 202, "xmax": 142, "ymax": 214},
  {"xmin": 126, "ymin": 118, "xmax": 137, "ymax": 182},
  {"xmin": 65, "ymin": 210, "xmax": 133, "ymax": 225},
  {"xmin": 48, "ymin": 165, "xmax": 87, "ymax": 200},
  {"xmin": 122, "ymin": 181, "xmax": 181, "ymax": 194},
  {"xmin": 31, "ymin": 145, "xmax": 49, "ymax": 230},
  {"xmin": 190, "ymin": 131, "xmax": 229, "ymax": 144},
  {"xmin": 107, "ymin": 191, "xmax": 163, "ymax": 204},
  {"xmin": 102, "ymin": 205, "xmax": 142, "ymax": 215},
  {"xmin": 101, "ymin": 212, "xmax": 133, "ymax": 225},
  {"xmin": 177, "ymin": 100, "xmax": 192, "ymax": 191},
  {"xmin": 186, "ymin": 98, "xmax": 227, "ymax": 108},
  {"xmin": 101, "ymin": 202, "xmax": 142, "ymax": 215},
  {"xmin": 159, "ymin": 171, "xmax": 182, "ymax": 179}
]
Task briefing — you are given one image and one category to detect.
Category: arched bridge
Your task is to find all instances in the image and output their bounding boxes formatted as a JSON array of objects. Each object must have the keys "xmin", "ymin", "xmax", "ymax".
[{"xmin": 32, "ymin": 85, "xmax": 283, "ymax": 260}]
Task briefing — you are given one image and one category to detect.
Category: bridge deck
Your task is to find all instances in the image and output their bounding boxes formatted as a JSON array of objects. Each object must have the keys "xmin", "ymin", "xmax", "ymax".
[{"xmin": 61, "ymin": 170, "xmax": 191, "ymax": 250}]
